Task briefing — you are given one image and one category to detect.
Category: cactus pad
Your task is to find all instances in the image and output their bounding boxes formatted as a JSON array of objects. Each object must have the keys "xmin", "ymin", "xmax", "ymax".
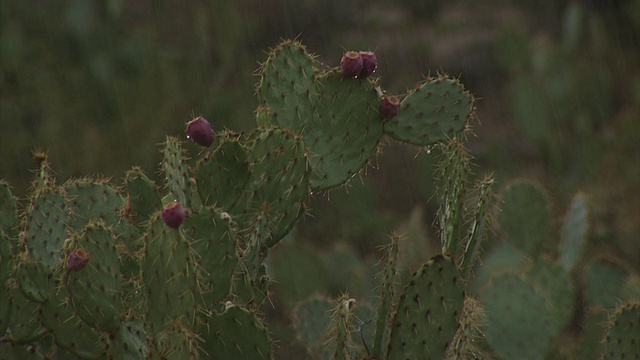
[
  {"xmin": 481, "ymin": 272, "xmax": 555, "ymax": 360},
  {"xmin": 600, "ymin": 302, "xmax": 640, "ymax": 360},
  {"xmin": 125, "ymin": 168, "xmax": 162, "ymax": 223},
  {"xmin": 162, "ymin": 137, "xmax": 190, "ymax": 207},
  {"xmin": 386, "ymin": 255, "xmax": 465, "ymax": 360},
  {"xmin": 383, "ymin": 75, "xmax": 474, "ymax": 146},
  {"xmin": 199, "ymin": 304, "xmax": 274, "ymax": 359}
]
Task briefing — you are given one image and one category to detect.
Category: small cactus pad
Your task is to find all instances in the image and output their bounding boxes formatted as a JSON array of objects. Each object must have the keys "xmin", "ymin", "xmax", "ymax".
[
  {"xmin": 583, "ymin": 258, "xmax": 630, "ymax": 309},
  {"xmin": 64, "ymin": 178, "xmax": 125, "ymax": 230},
  {"xmin": 373, "ymin": 234, "xmax": 399, "ymax": 359},
  {"xmin": 306, "ymin": 71, "xmax": 383, "ymax": 190},
  {"xmin": 257, "ymin": 40, "xmax": 317, "ymax": 132},
  {"xmin": 386, "ymin": 255, "xmax": 465, "ymax": 360},
  {"xmin": 481, "ymin": 272, "xmax": 555, "ymax": 360},
  {"xmin": 524, "ymin": 257, "xmax": 575, "ymax": 335},
  {"xmin": 0, "ymin": 180, "xmax": 19, "ymax": 238},
  {"xmin": 125, "ymin": 168, "xmax": 162, "ymax": 223},
  {"xmin": 195, "ymin": 132, "xmax": 250, "ymax": 211},
  {"xmin": 24, "ymin": 187, "xmax": 69, "ymax": 270},
  {"xmin": 238, "ymin": 127, "xmax": 309, "ymax": 247},
  {"xmin": 6, "ymin": 288, "xmax": 47, "ymax": 343},
  {"xmin": 600, "ymin": 302, "xmax": 640, "ymax": 360},
  {"xmin": 199, "ymin": 304, "xmax": 274, "ymax": 359},
  {"xmin": 184, "ymin": 207, "xmax": 238, "ymax": 307},
  {"xmin": 40, "ymin": 285, "xmax": 111, "ymax": 359},
  {"xmin": 499, "ymin": 180, "xmax": 550, "ymax": 256},
  {"xmin": 293, "ymin": 296, "xmax": 334, "ymax": 357},
  {"xmin": 383, "ymin": 75, "xmax": 474, "ymax": 146},
  {"xmin": 142, "ymin": 214, "xmax": 200, "ymax": 333},
  {"xmin": 66, "ymin": 223, "xmax": 122, "ymax": 332},
  {"xmin": 559, "ymin": 192, "xmax": 589, "ymax": 273},
  {"xmin": 162, "ymin": 136, "xmax": 190, "ymax": 207}
]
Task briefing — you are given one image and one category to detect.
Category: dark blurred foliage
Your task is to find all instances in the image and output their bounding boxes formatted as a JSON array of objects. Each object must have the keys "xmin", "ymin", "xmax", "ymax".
[{"xmin": 1, "ymin": 1, "xmax": 639, "ymax": 357}]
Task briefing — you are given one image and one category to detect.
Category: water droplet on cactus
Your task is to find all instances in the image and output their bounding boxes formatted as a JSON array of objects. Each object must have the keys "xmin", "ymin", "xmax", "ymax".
[
  {"xmin": 162, "ymin": 201, "xmax": 186, "ymax": 228},
  {"xmin": 186, "ymin": 116, "xmax": 215, "ymax": 147}
]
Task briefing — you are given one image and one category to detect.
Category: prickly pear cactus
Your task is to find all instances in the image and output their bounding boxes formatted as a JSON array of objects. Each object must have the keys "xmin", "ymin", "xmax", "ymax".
[
  {"xmin": 386, "ymin": 255, "xmax": 465, "ymax": 360},
  {"xmin": 383, "ymin": 75, "xmax": 474, "ymax": 146},
  {"xmin": 600, "ymin": 302, "xmax": 640, "ymax": 360}
]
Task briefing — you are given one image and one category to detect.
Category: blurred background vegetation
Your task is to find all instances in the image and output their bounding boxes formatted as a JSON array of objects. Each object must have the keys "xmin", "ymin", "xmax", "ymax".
[{"xmin": 1, "ymin": 0, "xmax": 639, "ymax": 358}]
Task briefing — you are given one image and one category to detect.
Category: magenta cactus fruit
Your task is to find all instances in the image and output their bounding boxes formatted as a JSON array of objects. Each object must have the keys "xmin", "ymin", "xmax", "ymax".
[
  {"xmin": 67, "ymin": 248, "xmax": 90, "ymax": 272},
  {"xmin": 340, "ymin": 51, "xmax": 363, "ymax": 78},
  {"xmin": 186, "ymin": 116, "xmax": 214, "ymax": 147},
  {"xmin": 162, "ymin": 201, "xmax": 186, "ymax": 228},
  {"xmin": 379, "ymin": 95, "xmax": 400, "ymax": 119},
  {"xmin": 358, "ymin": 51, "xmax": 377, "ymax": 78}
]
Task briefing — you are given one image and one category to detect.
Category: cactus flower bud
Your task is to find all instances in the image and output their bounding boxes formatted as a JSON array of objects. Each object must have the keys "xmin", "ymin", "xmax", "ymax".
[
  {"xmin": 358, "ymin": 51, "xmax": 377, "ymax": 78},
  {"xmin": 340, "ymin": 51, "xmax": 363, "ymax": 78},
  {"xmin": 162, "ymin": 201, "xmax": 186, "ymax": 228},
  {"xmin": 186, "ymin": 116, "xmax": 214, "ymax": 147},
  {"xmin": 379, "ymin": 95, "xmax": 400, "ymax": 119},
  {"xmin": 67, "ymin": 248, "xmax": 90, "ymax": 272}
]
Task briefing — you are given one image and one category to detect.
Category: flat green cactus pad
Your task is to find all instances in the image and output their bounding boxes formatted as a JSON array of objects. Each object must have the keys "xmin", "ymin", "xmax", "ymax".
[
  {"xmin": 24, "ymin": 187, "xmax": 69, "ymax": 270},
  {"xmin": 386, "ymin": 255, "xmax": 465, "ymax": 360},
  {"xmin": 0, "ymin": 180, "xmax": 18, "ymax": 238},
  {"xmin": 142, "ymin": 215, "xmax": 200, "ymax": 334},
  {"xmin": 199, "ymin": 305, "xmax": 274, "ymax": 359},
  {"xmin": 67, "ymin": 223, "xmax": 122, "ymax": 332},
  {"xmin": 196, "ymin": 133, "xmax": 250, "ymax": 211},
  {"xmin": 162, "ymin": 137, "xmax": 190, "ymax": 207},
  {"xmin": 125, "ymin": 168, "xmax": 162, "ymax": 223},
  {"xmin": 601, "ymin": 302, "xmax": 640, "ymax": 360},
  {"xmin": 481, "ymin": 272, "xmax": 555, "ymax": 360},
  {"xmin": 64, "ymin": 178, "xmax": 125, "ymax": 230},
  {"xmin": 184, "ymin": 207, "xmax": 238, "ymax": 307},
  {"xmin": 383, "ymin": 75, "xmax": 473, "ymax": 146},
  {"xmin": 293, "ymin": 296, "xmax": 334, "ymax": 357},
  {"xmin": 499, "ymin": 180, "xmax": 550, "ymax": 256}
]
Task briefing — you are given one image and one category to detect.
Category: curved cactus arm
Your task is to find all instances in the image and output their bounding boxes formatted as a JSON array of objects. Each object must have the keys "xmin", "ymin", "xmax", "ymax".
[
  {"xmin": 372, "ymin": 233, "xmax": 399, "ymax": 359},
  {"xmin": 460, "ymin": 175, "xmax": 495, "ymax": 277},
  {"xmin": 162, "ymin": 136, "xmax": 190, "ymax": 207},
  {"xmin": 559, "ymin": 192, "xmax": 589, "ymax": 273},
  {"xmin": 435, "ymin": 140, "xmax": 471, "ymax": 258}
]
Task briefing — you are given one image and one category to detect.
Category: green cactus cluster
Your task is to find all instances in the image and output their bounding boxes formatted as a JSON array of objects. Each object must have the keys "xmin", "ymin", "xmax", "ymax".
[
  {"xmin": 2, "ymin": 38, "xmax": 636, "ymax": 360},
  {"xmin": 0, "ymin": 39, "xmax": 477, "ymax": 359}
]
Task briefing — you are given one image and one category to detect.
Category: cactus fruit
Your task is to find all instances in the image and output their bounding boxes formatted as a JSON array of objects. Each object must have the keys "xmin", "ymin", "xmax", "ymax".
[
  {"xmin": 359, "ymin": 51, "xmax": 378, "ymax": 78},
  {"xmin": 162, "ymin": 201, "xmax": 186, "ymax": 228},
  {"xmin": 340, "ymin": 51, "xmax": 363, "ymax": 78},
  {"xmin": 186, "ymin": 116, "xmax": 215, "ymax": 147},
  {"xmin": 66, "ymin": 248, "xmax": 90, "ymax": 271},
  {"xmin": 379, "ymin": 95, "xmax": 400, "ymax": 120}
]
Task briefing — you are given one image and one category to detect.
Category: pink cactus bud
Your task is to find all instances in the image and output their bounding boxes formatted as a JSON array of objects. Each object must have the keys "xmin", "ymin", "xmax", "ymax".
[
  {"xmin": 358, "ymin": 51, "xmax": 377, "ymax": 78},
  {"xmin": 340, "ymin": 51, "xmax": 363, "ymax": 78},
  {"xmin": 186, "ymin": 116, "xmax": 214, "ymax": 147},
  {"xmin": 67, "ymin": 248, "xmax": 90, "ymax": 272},
  {"xmin": 379, "ymin": 95, "xmax": 400, "ymax": 120},
  {"xmin": 162, "ymin": 201, "xmax": 186, "ymax": 228}
]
